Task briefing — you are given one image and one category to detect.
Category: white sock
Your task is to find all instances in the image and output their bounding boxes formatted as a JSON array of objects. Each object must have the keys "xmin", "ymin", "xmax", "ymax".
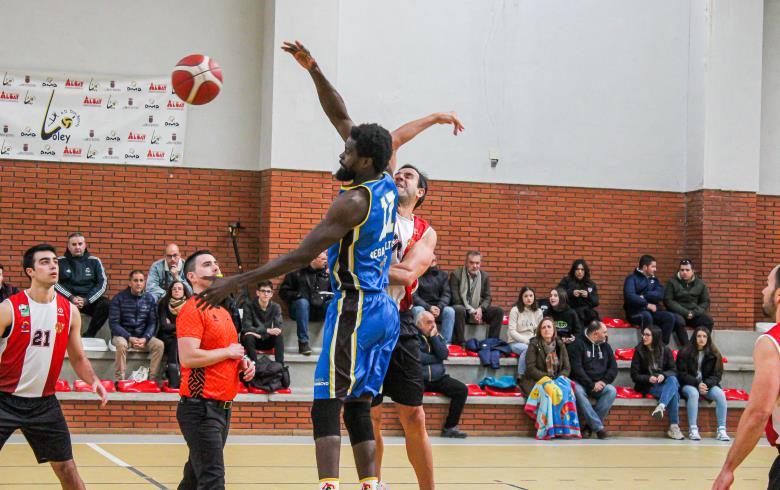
[
  {"xmin": 360, "ymin": 477, "xmax": 379, "ymax": 489},
  {"xmin": 319, "ymin": 479, "xmax": 339, "ymax": 490}
]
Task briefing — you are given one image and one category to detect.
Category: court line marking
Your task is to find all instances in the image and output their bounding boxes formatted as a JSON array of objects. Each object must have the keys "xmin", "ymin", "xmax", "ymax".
[{"xmin": 86, "ymin": 443, "xmax": 169, "ymax": 490}]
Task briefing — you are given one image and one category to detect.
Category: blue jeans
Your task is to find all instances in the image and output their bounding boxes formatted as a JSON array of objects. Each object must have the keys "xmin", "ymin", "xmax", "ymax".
[
  {"xmin": 411, "ymin": 305, "xmax": 455, "ymax": 343},
  {"xmin": 509, "ymin": 342, "xmax": 529, "ymax": 377},
  {"xmin": 682, "ymin": 384, "xmax": 727, "ymax": 429},
  {"xmin": 290, "ymin": 298, "xmax": 311, "ymax": 343},
  {"xmin": 629, "ymin": 309, "xmax": 688, "ymax": 346},
  {"xmin": 648, "ymin": 375, "xmax": 680, "ymax": 424},
  {"xmin": 573, "ymin": 382, "xmax": 617, "ymax": 432}
]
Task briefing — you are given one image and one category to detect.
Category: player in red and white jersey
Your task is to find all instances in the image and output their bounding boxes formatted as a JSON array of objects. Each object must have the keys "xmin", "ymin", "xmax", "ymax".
[
  {"xmin": 713, "ymin": 264, "xmax": 780, "ymax": 490},
  {"xmin": 0, "ymin": 244, "xmax": 108, "ymax": 490}
]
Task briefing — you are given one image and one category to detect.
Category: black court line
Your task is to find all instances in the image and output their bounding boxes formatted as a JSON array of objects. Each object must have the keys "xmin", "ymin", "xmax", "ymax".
[
  {"xmin": 126, "ymin": 466, "xmax": 169, "ymax": 490},
  {"xmin": 495, "ymin": 481, "xmax": 530, "ymax": 489}
]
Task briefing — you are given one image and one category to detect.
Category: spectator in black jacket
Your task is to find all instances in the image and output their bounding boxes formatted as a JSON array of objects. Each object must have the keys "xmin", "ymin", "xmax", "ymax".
[
  {"xmin": 157, "ymin": 280, "xmax": 189, "ymax": 389},
  {"xmin": 0, "ymin": 263, "xmax": 19, "ymax": 302},
  {"xmin": 664, "ymin": 259, "xmax": 714, "ymax": 332},
  {"xmin": 539, "ymin": 287, "xmax": 581, "ymax": 344},
  {"xmin": 417, "ymin": 310, "xmax": 468, "ymax": 438},
  {"xmin": 568, "ymin": 321, "xmax": 617, "ymax": 439},
  {"xmin": 242, "ymin": 280, "xmax": 284, "ymax": 364},
  {"xmin": 412, "ymin": 255, "xmax": 455, "ymax": 343},
  {"xmin": 630, "ymin": 326, "xmax": 684, "ymax": 440},
  {"xmin": 450, "ymin": 251, "xmax": 504, "ymax": 345},
  {"xmin": 676, "ymin": 326, "xmax": 730, "ymax": 441},
  {"xmin": 558, "ymin": 259, "xmax": 600, "ymax": 324},
  {"xmin": 109, "ymin": 270, "xmax": 163, "ymax": 381},
  {"xmin": 54, "ymin": 232, "xmax": 110, "ymax": 338},
  {"xmin": 623, "ymin": 254, "xmax": 688, "ymax": 347},
  {"xmin": 279, "ymin": 251, "xmax": 331, "ymax": 355}
]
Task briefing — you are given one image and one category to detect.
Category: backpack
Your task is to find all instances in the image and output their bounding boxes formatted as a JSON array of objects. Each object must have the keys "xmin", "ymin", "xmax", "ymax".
[{"xmin": 251, "ymin": 355, "xmax": 290, "ymax": 393}]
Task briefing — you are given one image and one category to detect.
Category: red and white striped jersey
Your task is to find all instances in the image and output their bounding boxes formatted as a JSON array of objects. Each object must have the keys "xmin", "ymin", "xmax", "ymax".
[
  {"xmin": 762, "ymin": 323, "xmax": 780, "ymax": 446},
  {"xmin": 0, "ymin": 291, "xmax": 72, "ymax": 397},
  {"xmin": 387, "ymin": 214, "xmax": 431, "ymax": 312}
]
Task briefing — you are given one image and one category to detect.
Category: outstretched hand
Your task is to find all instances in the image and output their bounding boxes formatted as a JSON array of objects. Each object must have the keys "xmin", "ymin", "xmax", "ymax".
[
  {"xmin": 281, "ymin": 40, "xmax": 317, "ymax": 71},
  {"xmin": 196, "ymin": 275, "xmax": 242, "ymax": 310},
  {"xmin": 437, "ymin": 111, "xmax": 465, "ymax": 136}
]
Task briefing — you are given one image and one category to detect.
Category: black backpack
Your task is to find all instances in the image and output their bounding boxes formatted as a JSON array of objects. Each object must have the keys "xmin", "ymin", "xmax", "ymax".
[{"xmin": 250, "ymin": 355, "xmax": 290, "ymax": 393}]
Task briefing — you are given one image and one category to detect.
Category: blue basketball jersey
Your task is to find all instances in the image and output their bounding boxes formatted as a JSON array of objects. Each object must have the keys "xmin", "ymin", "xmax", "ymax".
[{"xmin": 328, "ymin": 172, "xmax": 397, "ymax": 294}]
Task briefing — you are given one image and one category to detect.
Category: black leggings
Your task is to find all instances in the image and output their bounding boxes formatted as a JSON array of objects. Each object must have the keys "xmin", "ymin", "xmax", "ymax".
[{"xmin": 425, "ymin": 375, "xmax": 468, "ymax": 429}]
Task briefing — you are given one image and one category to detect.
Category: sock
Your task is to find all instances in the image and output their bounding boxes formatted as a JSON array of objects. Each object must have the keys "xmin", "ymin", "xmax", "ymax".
[
  {"xmin": 658, "ymin": 403, "xmax": 666, "ymax": 410},
  {"xmin": 319, "ymin": 478, "xmax": 339, "ymax": 490},
  {"xmin": 360, "ymin": 478, "xmax": 379, "ymax": 490}
]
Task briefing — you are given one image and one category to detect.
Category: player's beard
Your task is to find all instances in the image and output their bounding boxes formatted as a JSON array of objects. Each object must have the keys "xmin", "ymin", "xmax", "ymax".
[{"xmin": 335, "ymin": 165, "xmax": 356, "ymax": 182}]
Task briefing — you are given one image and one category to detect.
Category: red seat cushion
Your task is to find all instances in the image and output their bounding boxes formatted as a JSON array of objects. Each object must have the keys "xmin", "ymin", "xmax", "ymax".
[
  {"xmin": 603, "ymin": 317, "xmax": 634, "ymax": 328},
  {"xmin": 502, "ymin": 315, "xmax": 509, "ymax": 325},
  {"xmin": 259, "ymin": 349, "xmax": 275, "ymax": 355},
  {"xmin": 447, "ymin": 345, "xmax": 468, "ymax": 357},
  {"xmin": 466, "ymin": 351, "xmax": 479, "ymax": 358},
  {"xmin": 614, "ymin": 348, "xmax": 635, "ymax": 361},
  {"xmin": 723, "ymin": 388, "xmax": 749, "ymax": 401},
  {"xmin": 467, "ymin": 384, "xmax": 487, "ymax": 396},
  {"xmin": 74, "ymin": 379, "xmax": 116, "ymax": 393},
  {"xmin": 55, "ymin": 379, "xmax": 71, "ymax": 392},
  {"xmin": 615, "ymin": 386, "xmax": 644, "ymax": 399},
  {"xmin": 423, "ymin": 391, "xmax": 444, "ymax": 396},
  {"xmin": 237, "ymin": 384, "xmax": 248, "ymax": 394},
  {"xmin": 161, "ymin": 381, "xmax": 179, "ymax": 393},
  {"xmin": 248, "ymin": 387, "xmax": 292, "ymax": 395},
  {"xmin": 506, "ymin": 352, "xmax": 519, "ymax": 358},
  {"xmin": 672, "ymin": 349, "xmax": 679, "ymax": 360},
  {"xmin": 722, "ymin": 356, "xmax": 728, "ymax": 364},
  {"xmin": 117, "ymin": 380, "xmax": 161, "ymax": 393},
  {"xmin": 484, "ymin": 386, "xmax": 523, "ymax": 397}
]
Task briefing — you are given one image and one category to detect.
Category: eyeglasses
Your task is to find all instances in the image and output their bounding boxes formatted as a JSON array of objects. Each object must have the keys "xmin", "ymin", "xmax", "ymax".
[{"xmin": 258, "ymin": 290, "xmax": 273, "ymax": 294}]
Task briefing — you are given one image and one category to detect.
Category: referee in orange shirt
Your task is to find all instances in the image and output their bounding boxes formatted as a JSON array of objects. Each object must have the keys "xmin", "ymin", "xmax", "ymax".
[{"xmin": 176, "ymin": 250, "xmax": 255, "ymax": 490}]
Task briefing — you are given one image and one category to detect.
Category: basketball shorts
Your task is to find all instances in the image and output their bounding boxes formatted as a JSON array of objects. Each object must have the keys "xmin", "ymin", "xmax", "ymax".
[
  {"xmin": 372, "ymin": 310, "xmax": 425, "ymax": 407},
  {"xmin": 0, "ymin": 392, "xmax": 73, "ymax": 463}
]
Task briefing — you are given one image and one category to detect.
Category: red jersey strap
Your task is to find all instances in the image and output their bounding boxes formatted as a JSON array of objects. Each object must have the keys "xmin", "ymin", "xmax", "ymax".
[
  {"xmin": 399, "ymin": 216, "xmax": 431, "ymax": 312},
  {"xmin": 761, "ymin": 323, "xmax": 780, "ymax": 446}
]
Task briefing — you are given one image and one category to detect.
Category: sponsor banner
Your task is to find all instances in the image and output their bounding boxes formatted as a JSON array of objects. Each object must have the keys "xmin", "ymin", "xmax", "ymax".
[{"xmin": 0, "ymin": 70, "xmax": 186, "ymax": 165}]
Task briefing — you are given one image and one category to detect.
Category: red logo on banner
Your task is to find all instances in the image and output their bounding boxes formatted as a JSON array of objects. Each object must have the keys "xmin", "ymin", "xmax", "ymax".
[
  {"xmin": 147, "ymin": 150, "xmax": 165, "ymax": 159},
  {"xmin": 65, "ymin": 78, "xmax": 84, "ymax": 89},
  {"xmin": 149, "ymin": 82, "xmax": 167, "ymax": 93},
  {"xmin": 0, "ymin": 91, "xmax": 20, "ymax": 102},
  {"xmin": 63, "ymin": 146, "xmax": 83, "ymax": 156},
  {"xmin": 167, "ymin": 99, "xmax": 185, "ymax": 110},
  {"xmin": 83, "ymin": 96, "xmax": 102, "ymax": 106},
  {"xmin": 127, "ymin": 131, "xmax": 146, "ymax": 142}
]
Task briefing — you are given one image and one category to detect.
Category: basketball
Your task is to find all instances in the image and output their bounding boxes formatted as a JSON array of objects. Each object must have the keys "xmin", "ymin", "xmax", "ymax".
[{"xmin": 171, "ymin": 54, "xmax": 223, "ymax": 105}]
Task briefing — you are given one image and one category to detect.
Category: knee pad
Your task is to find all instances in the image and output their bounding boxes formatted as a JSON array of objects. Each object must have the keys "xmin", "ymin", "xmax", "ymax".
[
  {"xmin": 343, "ymin": 401, "xmax": 374, "ymax": 445},
  {"xmin": 311, "ymin": 399, "xmax": 343, "ymax": 439}
]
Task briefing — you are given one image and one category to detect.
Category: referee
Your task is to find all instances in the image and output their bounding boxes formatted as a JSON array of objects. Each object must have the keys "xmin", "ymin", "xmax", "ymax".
[{"xmin": 176, "ymin": 250, "xmax": 255, "ymax": 490}]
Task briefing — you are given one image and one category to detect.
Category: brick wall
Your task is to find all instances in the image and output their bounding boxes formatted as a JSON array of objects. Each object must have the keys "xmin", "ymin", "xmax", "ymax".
[{"xmin": 757, "ymin": 195, "xmax": 780, "ymax": 321}]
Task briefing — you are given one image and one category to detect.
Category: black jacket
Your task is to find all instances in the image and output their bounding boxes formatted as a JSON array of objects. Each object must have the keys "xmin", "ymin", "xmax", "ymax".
[
  {"xmin": 55, "ymin": 249, "xmax": 108, "ymax": 305},
  {"xmin": 0, "ymin": 283, "xmax": 18, "ymax": 303},
  {"xmin": 630, "ymin": 344, "xmax": 677, "ymax": 394},
  {"xmin": 539, "ymin": 300, "xmax": 581, "ymax": 339},
  {"xmin": 675, "ymin": 348, "xmax": 722, "ymax": 389},
  {"xmin": 419, "ymin": 333, "xmax": 449, "ymax": 383},
  {"xmin": 567, "ymin": 335, "xmax": 617, "ymax": 393},
  {"xmin": 156, "ymin": 301, "xmax": 180, "ymax": 342},
  {"xmin": 664, "ymin": 274, "xmax": 711, "ymax": 317},
  {"xmin": 558, "ymin": 276, "xmax": 600, "ymax": 310},
  {"xmin": 623, "ymin": 268, "xmax": 664, "ymax": 317},
  {"xmin": 413, "ymin": 267, "xmax": 452, "ymax": 311},
  {"xmin": 279, "ymin": 266, "xmax": 331, "ymax": 309},
  {"xmin": 241, "ymin": 300, "xmax": 283, "ymax": 339}
]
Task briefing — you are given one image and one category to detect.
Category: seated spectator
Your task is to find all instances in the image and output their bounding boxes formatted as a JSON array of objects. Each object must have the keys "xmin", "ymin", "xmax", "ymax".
[
  {"xmin": 146, "ymin": 243, "xmax": 192, "ymax": 301},
  {"xmin": 412, "ymin": 254, "xmax": 455, "ymax": 343},
  {"xmin": 157, "ymin": 280, "xmax": 189, "ymax": 389},
  {"xmin": 0, "ymin": 263, "xmax": 19, "ymax": 302},
  {"xmin": 417, "ymin": 310, "xmax": 468, "ymax": 438},
  {"xmin": 55, "ymin": 232, "xmax": 109, "ymax": 338},
  {"xmin": 630, "ymin": 326, "xmax": 684, "ymax": 440},
  {"xmin": 664, "ymin": 259, "xmax": 714, "ymax": 332},
  {"xmin": 676, "ymin": 326, "xmax": 730, "ymax": 441},
  {"xmin": 279, "ymin": 251, "xmax": 331, "ymax": 355},
  {"xmin": 242, "ymin": 280, "xmax": 284, "ymax": 364},
  {"xmin": 623, "ymin": 254, "xmax": 688, "ymax": 347},
  {"xmin": 519, "ymin": 317, "xmax": 571, "ymax": 395},
  {"xmin": 568, "ymin": 321, "xmax": 617, "ymax": 439},
  {"xmin": 506, "ymin": 286, "xmax": 543, "ymax": 381},
  {"xmin": 558, "ymin": 259, "xmax": 600, "ymax": 324},
  {"xmin": 109, "ymin": 270, "xmax": 164, "ymax": 382},
  {"xmin": 450, "ymin": 251, "xmax": 504, "ymax": 346},
  {"xmin": 540, "ymin": 287, "xmax": 581, "ymax": 344}
]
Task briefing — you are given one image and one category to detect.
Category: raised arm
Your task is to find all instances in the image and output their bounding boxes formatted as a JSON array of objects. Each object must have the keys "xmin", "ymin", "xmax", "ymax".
[
  {"xmin": 388, "ymin": 112, "xmax": 464, "ymax": 175},
  {"xmin": 282, "ymin": 40, "xmax": 354, "ymax": 141}
]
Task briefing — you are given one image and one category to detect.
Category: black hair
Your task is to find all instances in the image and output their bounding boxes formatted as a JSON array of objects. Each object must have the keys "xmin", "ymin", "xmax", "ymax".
[
  {"xmin": 22, "ymin": 244, "xmax": 57, "ymax": 278},
  {"xmin": 585, "ymin": 320, "xmax": 603, "ymax": 336},
  {"xmin": 679, "ymin": 258, "xmax": 694, "ymax": 268},
  {"xmin": 160, "ymin": 279, "xmax": 191, "ymax": 308},
  {"xmin": 552, "ymin": 286, "xmax": 570, "ymax": 311},
  {"xmin": 515, "ymin": 286, "xmax": 538, "ymax": 311},
  {"xmin": 184, "ymin": 249, "xmax": 214, "ymax": 276},
  {"xmin": 568, "ymin": 258, "xmax": 591, "ymax": 282},
  {"xmin": 638, "ymin": 255, "xmax": 656, "ymax": 268},
  {"xmin": 128, "ymin": 270, "xmax": 145, "ymax": 279},
  {"xmin": 398, "ymin": 164, "xmax": 429, "ymax": 209},
  {"xmin": 641, "ymin": 325, "xmax": 664, "ymax": 360},
  {"xmin": 350, "ymin": 123, "xmax": 392, "ymax": 174},
  {"xmin": 257, "ymin": 280, "xmax": 273, "ymax": 290}
]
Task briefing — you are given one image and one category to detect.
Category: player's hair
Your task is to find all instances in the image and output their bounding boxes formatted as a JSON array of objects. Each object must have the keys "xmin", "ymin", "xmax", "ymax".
[
  {"xmin": 775, "ymin": 264, "xmax": 780, "ymax": 292},
  {"xmin": 638, "ymin": 255, "xmax": 656, "ymax": 268},
  {"xmin": 128, "ymin": 270, "xmax": 145, "ymax": 279},
  {"xmin": 256, "ymin": 280, "xmax": 273, "ymax": 290},
  {"xmin": 568, "ymin": 258, "xmax": 591, "ymax": 282},
  {"xmin": 398, "ymin": 164, "xmax": 429, "ymax": 209},
  {"xmin": 22, "ymin": 243, "xmax": 57, "ymax": 278},
  {"xmin": 350, "ymin": 123, "xmax": 392, "ymax": 174},
  {"xmin": 184, "ymin": 249, "xmax": 215, "ymax": 276},
  {"xmin": 515, "ymin": 286, "xmax": 538, "ymax": 311},
  {"xmin": 67, "ymin": 232, "xmax": 84, "ymax": 241}
]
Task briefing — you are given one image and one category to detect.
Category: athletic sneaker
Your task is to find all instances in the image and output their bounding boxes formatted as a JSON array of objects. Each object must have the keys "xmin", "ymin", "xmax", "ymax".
[
  {"xmin": 441, "ymin": 427, "xmax": 468, "ymax": 438},
  {"xmin": 651, "ymin": 403, "xmax": 666, "ymax": 421},
  {"xmin": 688, "ymin": 426, "xmax": 701, "ymax": 440},
  {"xmin": 716, "ymin": 427, "xmax": 731, "ymax": 441},
  {"xmin": 667, "ymin": 424, "xmax": 685, "ymax": 440}
]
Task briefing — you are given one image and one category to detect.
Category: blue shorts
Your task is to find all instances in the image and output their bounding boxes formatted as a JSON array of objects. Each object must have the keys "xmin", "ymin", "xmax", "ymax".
[{"xmin": 314, "ymin": 291, "xmax": 399, "ymax": 400}]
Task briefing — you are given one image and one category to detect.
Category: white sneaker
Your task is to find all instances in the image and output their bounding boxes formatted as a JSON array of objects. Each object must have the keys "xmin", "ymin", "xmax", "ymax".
[
  {"xmin": 716, "ymin": 427, "xmax": 731, "ymax": 441},
  {"xmin": 688, "ymin": 426, "xmax": 701, "ymax": 440},
  {"xmin": 667, "ymin": 424, "xmax": 685, "ymax": 440},
  {"xmin": 652, "ymin": 403, "xmax": 666, "ymax": 420}
]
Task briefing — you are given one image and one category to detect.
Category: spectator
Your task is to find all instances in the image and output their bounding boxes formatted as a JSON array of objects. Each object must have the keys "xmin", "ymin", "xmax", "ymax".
[
  {"xmin": 412, "ymin": 255, "xmax": 455, "ymax": 343},
  {"xmin": 157, "ymin": 280, "xmax": 189, "ymax": 389},
  {"xmin": 0, "ymin": 263, "xmax": 19, "ymax": 302},
  {"xmin": 279, "ymin": 251, "xmax": 331, "ymax": 355},
  {"xmin": 676, "ymin": 326, "xmax": 730, "ymax": 441},
  {"xmin": 519, "ymin": 317, "xmax": 571, "ymax": 395},
  {"xmin": 242, "ymin": 280, "xmax": 284, "ymax": 364},
  {"xmin": 506, "ymin": 286, "xmax": 543, "ymax": 381},
  {"xmin": 450, "ymin": 251, "xmax": 505, "ymax": 346},
  {"xmin": 417, "ymin": 310, "xmax": 468, "ymax": 438},
  {"xmin": 568, "ymin": 321, "xmax": 618, "ymax": 439},
  {"xmin": 623, "ymin": 255, "xmax": 688, "ymax": 347},
  {"xmin": 558, "ymin": 259, "xmax": 600, "ymax": 324},
  {"xmin": 55, "ymin": 232, "xmax": 109, "ymax": 338},
  {"xmin": 540, "ymin": 287, "xmax": 581, "ymax": 344},
  {"xmin": 146, "ymin": 243, "xmax": 192, "ymax": 301},
  {"xmin": 109, "ymin": 270, "xmax": 164, "ymax": 382},
  {"xmin": 630, "ymin": 326, "xmax": 684, "ymax": 440},
  {"xmin": 664, "ymin": 259, "xmax": 714, "ymax": 332}
]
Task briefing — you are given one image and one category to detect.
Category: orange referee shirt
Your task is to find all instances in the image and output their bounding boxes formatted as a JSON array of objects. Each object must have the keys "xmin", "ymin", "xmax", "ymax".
[{"xmin": 177, "ymin": 297, "xmax": 240, "ymax": 402}]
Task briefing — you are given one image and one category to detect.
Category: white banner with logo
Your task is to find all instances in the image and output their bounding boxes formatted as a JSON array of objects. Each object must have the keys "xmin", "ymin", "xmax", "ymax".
[{"xmin": 0, "ymin": 70, "xmax": 186, "ymax": 165}]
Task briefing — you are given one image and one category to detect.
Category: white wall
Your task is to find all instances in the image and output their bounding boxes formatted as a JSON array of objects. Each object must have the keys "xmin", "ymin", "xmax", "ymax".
[
  {"xmin": 761, "ymin": 0, "xmax": 780, "ymax": 195},
  {"xmin": 0, "ymin": 0, "xmax": 265, "ymax": 171}
]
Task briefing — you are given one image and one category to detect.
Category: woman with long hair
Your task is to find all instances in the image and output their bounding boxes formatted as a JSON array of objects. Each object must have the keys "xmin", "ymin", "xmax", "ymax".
[
  {"xmin": 630, "ymin": 326, "xmax": 684, "ymax": 440},
  {"xmin": 676, "ymin": 326, "xmax": 730, "ymax": 441},
  {"xmin": 546, "ymin": 287, "xmax": 581, "ymax": 344},
  {"xmin": 157, "ymin": 280, "xmax": 189, "ymax": 389},
  {"xmin": 506, "ymin": 286, "xmax": 543, "ymax": 380},
  {"xmin": 558, "ymin": 259, "xmax": 600, "ymax": 324}
]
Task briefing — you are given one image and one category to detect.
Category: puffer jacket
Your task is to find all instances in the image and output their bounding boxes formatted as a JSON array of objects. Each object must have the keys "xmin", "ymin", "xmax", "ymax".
[
  {"xmin": 664, "ymin": 273, "xmax": 711, "ymax": 317},
  {"xmin": 108, "ymin": 288, "xmax": 158, "ymax": 340}
]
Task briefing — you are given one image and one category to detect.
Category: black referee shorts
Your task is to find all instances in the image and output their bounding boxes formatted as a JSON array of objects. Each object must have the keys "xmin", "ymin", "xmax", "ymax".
[
  {"xmin": 372, "ymin": 331, "xmax": 425, "ymax": 408},
  {"xmin": 0, "ymin": 392, "xmax": 73, "ymax": 463}
]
